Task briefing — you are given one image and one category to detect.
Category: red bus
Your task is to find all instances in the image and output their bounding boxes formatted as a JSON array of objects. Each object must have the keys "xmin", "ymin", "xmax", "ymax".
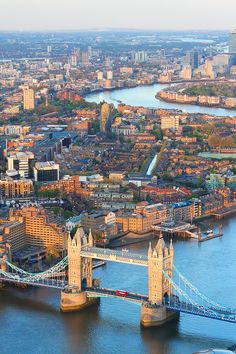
[{"xmin": 115, "ymin": 290, "xmax": 128, "ymax": 297}]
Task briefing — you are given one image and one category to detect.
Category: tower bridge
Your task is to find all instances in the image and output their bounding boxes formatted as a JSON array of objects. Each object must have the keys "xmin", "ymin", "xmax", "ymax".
[{"xmin": 0, "ymin": 226, "xmax": 235, "ymax": 327}]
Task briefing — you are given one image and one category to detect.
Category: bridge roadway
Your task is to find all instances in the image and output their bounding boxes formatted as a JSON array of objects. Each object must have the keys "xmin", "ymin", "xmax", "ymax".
[
  {"xmin": 0, "ymin": 275, "xmax": 66, "ymax": 289},
  {"xmin": 81, "ymin": 247, "xmax": 148, "ymax": 266},
  {"xmin": 166, "ymin": 299, "xmax": 236, "ymax": 324},
  {"xmin": 85, "ymin": 287, "xmax": 148, "ymax": 304},
  {"xmin": 86, "ymin": 288, "xmax": 236, "ymax": 323}
]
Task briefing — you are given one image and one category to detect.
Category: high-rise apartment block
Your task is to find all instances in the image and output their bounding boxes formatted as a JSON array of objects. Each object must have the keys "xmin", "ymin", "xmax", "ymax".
[
  {"xmin": 23, "ymin": 87, "xmax": 35, "ymax": 110},
  {"xmin": 7, "ymin": 151, "xmax": 35, "ymax": 178},
  {"xmin": 229, "ymin": 29, "xmax": 236, "ymax": 53},
  {"xmin": 1, "ymin": 206, "xmax": 68, "ymax": 254},
  {"xmin": 0, "ymin": 177, "xmax": 33, "ymax": 198},
  {"xmin": 100, "ymin": 102, "xmax": 110, "ymax": 133},
  {"xmin": 161, "ymin": 115, "xmax": 180, "ymax": 131}
]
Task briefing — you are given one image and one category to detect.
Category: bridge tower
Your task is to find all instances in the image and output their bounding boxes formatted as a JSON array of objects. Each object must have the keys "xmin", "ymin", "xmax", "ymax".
[
  {"xmin": 141, "ymin": 239, "xmax": 178, "ymax": 327},
  {"xmin": 60, "ymin": 225, "xmax": 98, "ymax": 312}
]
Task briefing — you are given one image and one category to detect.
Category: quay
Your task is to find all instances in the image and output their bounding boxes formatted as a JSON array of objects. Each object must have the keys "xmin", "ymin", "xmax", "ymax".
[
  {"xmin": 211, "ymin": 205, "xmax": 236, "ymax": 219},
  {"xmin": 153, "ymin": 222, "xmax": 199, "ymax": 239}
]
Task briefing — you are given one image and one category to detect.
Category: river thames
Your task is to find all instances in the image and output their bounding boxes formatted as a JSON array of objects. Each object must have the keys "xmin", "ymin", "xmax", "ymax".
[
  {"xmin": 0, "ymin": 217, "xmax": 235, "ymax": 354},
  {"xmin": 85, "ymin": 83, "xmax": 236, "ymax": 117}
]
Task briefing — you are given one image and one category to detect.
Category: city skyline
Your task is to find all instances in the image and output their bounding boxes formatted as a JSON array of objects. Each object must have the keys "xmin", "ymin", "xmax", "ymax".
[{"xmin": 0, "ymin": 0, "xmax": 236, "ymax": 31}]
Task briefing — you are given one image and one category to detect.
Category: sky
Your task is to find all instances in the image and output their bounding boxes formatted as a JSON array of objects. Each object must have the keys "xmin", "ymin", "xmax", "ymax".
[{"xmin": 0, "ymin": 0, "xmax": 236, "ymax": 31}]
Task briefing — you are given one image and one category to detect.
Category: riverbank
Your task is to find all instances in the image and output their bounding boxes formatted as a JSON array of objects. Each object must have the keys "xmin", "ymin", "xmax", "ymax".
[
  {"xmin": 85, "ymin": 82, "xmax": 236, "ymax": 116},
  {"xmin": 157, "ymin": 81, "xmax": 236, "ymax": 110},
  {"xmin": 157, "ymin": 92, "xmax": 236, "ymax": 110},
  {"xmin": 109, "ymin": 231, "xmax": 156, "ymax": 248}
]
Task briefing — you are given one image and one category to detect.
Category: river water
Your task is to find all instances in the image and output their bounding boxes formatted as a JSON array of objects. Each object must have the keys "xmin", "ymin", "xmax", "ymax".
[
  {"xmin": 85, "ymin": 84, "xmax": 236, "ymax": 117},
  {"xmin": 0, "ymin": 217, "xmax": 235, "ymax": 354}
]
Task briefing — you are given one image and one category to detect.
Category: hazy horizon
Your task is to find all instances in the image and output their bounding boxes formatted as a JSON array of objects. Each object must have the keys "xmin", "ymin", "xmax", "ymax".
[{"xmin": 0, "ymin": 0, "xmax": 235, "ymax": 31}]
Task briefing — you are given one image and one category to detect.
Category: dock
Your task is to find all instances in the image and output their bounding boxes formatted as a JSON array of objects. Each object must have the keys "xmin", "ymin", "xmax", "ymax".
[
  {"xmin": 198, "ymin": 232, "xmax": 223, "ymax": 242},
  {"xmin": 92, "ymin": 261, "xmax": 106, "ymax": 269}
]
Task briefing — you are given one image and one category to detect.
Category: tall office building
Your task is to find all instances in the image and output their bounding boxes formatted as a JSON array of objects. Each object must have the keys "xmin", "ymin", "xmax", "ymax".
[
  {"xmin": 7, "ymin": 151, "xmax": 35, "ymax": 178},
  {"xmin": 133, "ymin": 51, "xmax": 148, "ymax": 64},
  {"xmin": 229, "ymin": 30, "xmax": 236, "ymax": 53},
  {"xmin": 97, "ymin": 71, "xmax": 104, "ymax": 81},
  {"xmin": 70, "ymin": 55, "xmax": 77, "ymax": 67},
  {"xmin": 105, "ymin": 57, "xmax": 111, "ymax": 68},
  {"xmin": 107, "ymin": 70, "xmax": 113, "ymax": 80},
  {"xmin": 88, "ymin": 46, "xmax": 92, "ymax": 58},
  {"xmin": 34, "ymin": 161, "xmax": 60, "ymax": 182},
  {"xmin": 81, "ymin": 51, "xmax": 89, "ymax": 65},
  {"xmin": 180, "ymin": 65, "xmax": 192, "ymax": 80},
  {"xmin": 186, "ymin": 48, "xmax": 199, "ymax": 69},
  {"xmin": 100, "ymin": 102, "xmax": 110, "ymax": 133},
  {"xmin": 23, "ymin": 87, "xmax": 35, "ymax": 111}
]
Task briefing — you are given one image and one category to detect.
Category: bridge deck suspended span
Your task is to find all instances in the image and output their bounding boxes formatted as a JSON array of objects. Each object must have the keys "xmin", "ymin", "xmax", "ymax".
[
  {"xmin": 86, "ymin": 287, "xmax": 148, "ymax": 304},
  {"xmin": 80, "ymin": 247, "xmax": 148, "ymax": 266}
]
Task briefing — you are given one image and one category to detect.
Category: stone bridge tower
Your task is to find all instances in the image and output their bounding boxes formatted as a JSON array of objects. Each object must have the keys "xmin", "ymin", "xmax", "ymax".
[
  {"xmin": 141, "ymin": 238, "xmax": 178, "ymax": 327},
  {"xmin": 147, "ymin": 238, "xmax": 173, "ymax": 304},
  {"xmin": 60, "ymin": 226, "xmax": 98, "ymax": 312}
]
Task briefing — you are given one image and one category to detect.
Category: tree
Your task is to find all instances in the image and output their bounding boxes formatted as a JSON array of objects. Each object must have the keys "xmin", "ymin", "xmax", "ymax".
[
  {"xmin": 202, "ymin": 123, "xmax": 216, "ymax": 135},
  {"xmin": 208, "ymin": 134, "xmax": 221, "ymax": 148},
  {"xmin": 224, "ymin": 136, "xmax": 235, "ymax": 147}
]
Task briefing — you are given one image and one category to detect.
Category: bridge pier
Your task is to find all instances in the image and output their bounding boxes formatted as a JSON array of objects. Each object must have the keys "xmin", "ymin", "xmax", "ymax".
[
  {"xmin": 61, "ymin": 289, "xmax": 99, "ymax": 312},
  {"xmin": 140, "ymin": 302, "xmax": 179, "ymax": 327}
]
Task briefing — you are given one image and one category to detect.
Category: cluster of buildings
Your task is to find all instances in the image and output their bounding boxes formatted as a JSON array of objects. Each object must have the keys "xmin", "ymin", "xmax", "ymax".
[
  {"xmin": 1, "ymin": 31, "xmax": 236, "ymax": 267},
  {"xmin": 159, "ymin": 83, "xmax": 236, "ymax": 108},
  {"xmin": 0, "ymin": 205, "xmax": 68, "ymax": 263}
]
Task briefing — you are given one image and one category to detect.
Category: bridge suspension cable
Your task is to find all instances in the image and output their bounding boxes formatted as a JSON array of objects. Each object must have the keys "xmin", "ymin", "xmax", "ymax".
[{"xmin": 173, "ymin": 265, "xmax": 234, "ymax": 311}]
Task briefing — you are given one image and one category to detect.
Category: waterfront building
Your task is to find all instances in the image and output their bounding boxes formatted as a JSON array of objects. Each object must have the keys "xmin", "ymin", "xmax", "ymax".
[
  {"xmin": 171, "ymin": 201, "xmax": 194, "ymax": 222},
  {"xmin": 81, "ymin": 211, "xmax": 118, "ymax": 242},
  {"xmin": 2, "ymin": 205, "xmax": 68, "ymax": 254},
  {"xmin": 23, "ymin": 87, "xmax": 35, "ymax": 110},
  {"xmin": 159, "ymin": 71, "xmax": 172, "ymax": 82},
  {"xmin": 116, "ymin": 203, "xmax": 168, "ymax": 233},
  {"xmin": 180, "ymin": 65, "xmax": 192, "ymax": 80},
  {"xmin": 200, "ymin": 193, "xmax": 224, "ymax": 215}
]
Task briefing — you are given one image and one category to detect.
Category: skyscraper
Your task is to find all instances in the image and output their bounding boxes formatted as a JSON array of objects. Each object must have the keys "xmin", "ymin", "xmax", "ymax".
[
  {"xmin": 186, "ymin": 48, "xmax": 199, "ymax": 69},
  {"xmin": 229, "ymin": 29, "xmax": 236, "ymax": 53},
  {"xmin": 81, "ymin": 51, "xmax": 89, "ymax": 65},
  {"xmin": 23, "ymin": 87, "xmax": 35, "ymax": 110},
  {"xmin": 100, "ymin": 102, "xmax": 110, "ymax": 133}
]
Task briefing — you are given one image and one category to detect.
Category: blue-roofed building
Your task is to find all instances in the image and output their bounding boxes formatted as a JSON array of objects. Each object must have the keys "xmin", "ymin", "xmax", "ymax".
[{"xmin": 171, "ymin": 200, "xmax": 193, "ymax": 222}]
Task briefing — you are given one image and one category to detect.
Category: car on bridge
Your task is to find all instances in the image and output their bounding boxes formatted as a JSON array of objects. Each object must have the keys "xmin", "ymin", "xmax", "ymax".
[{"xmin": 115, "ymin": 290, "xmax": 128, "ymax": 297}]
